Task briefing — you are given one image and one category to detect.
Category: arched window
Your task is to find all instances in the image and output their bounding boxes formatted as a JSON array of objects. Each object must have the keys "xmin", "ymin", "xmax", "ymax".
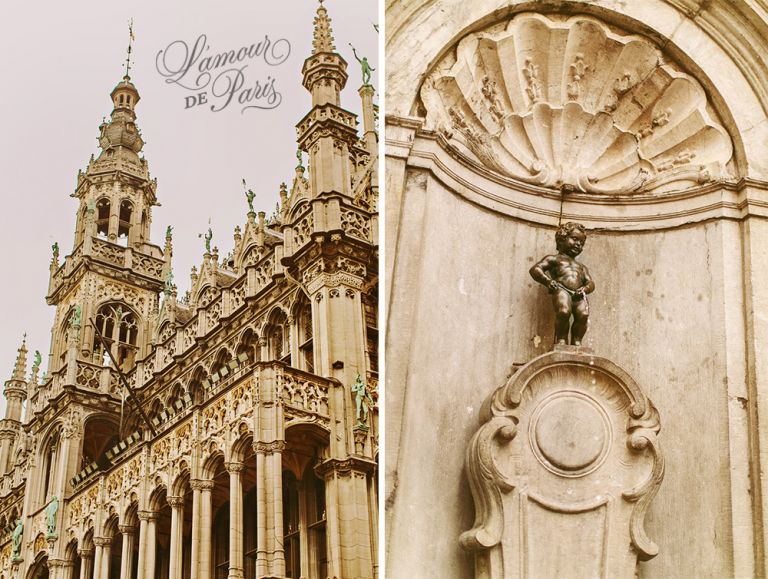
[
  {"xmin": 364, "ymin": 285, "xmax": 378, "ymax": 373},
  {"xmin": 96, "ymin": 198, "xmax": 110, "ymax": 238},
  {"xmin": 283, "ymin": 471, "xmax": 301, "ymax": 578},
  {"xmin": 305, "ymin": 463, "xmax": 328, "ymax": 578},
  {"xmin": 81, "ymin": 417, "xmax": 119, "ymax": 470},
  {"xmin": 297, "ymin": 302, "xmax": 314, "ymax": 373},
  {"xmin": 118, "ymin": 200, "xmax": 133, "ymax": 245},
  {"xmin": 236, "ymin": 329, "xmax": 259, "ymax": 365},
  {"xmin": 40, "ymin": 429, "xmax": 60, "ymax": 504},
  {"xmin": 92, "ymin": 303, "xmax": 139, "ymax": 370},
  {"xmin": 268, "ymin": 310, "xmax": 290, "ymax": 364}
]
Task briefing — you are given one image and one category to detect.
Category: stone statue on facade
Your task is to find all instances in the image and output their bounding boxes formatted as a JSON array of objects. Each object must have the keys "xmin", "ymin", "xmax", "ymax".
[
  {"xmin": 45, "ymin": 495, "xmax": 59, "ymax": 538},
  {"xmin": 349, "ymin": 44, "xmax": 375, "ymax": 86},
  {"xmin": 352, "ymin": 374, "xmax": 374, "ymax": 428},
  {"xmin": 11, "ymin": 519, "xmax": 22, "ymax": 561},
  {"xmin": 530, "ymin": 222, "xmax": 595, "ymax": 346}
]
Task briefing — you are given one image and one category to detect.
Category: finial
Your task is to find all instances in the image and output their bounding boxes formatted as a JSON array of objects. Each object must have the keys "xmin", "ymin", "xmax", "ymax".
[
  {"xmin": 124, "ymin": 18, "xmax": 135, "ymax": 79},
  {"xmin": 11, "ymin": 335, "xmax": 28, "ymax": 381},
  {"xmin": 312, "ymin": 0, "xmax": 335, "ymax": 53}
]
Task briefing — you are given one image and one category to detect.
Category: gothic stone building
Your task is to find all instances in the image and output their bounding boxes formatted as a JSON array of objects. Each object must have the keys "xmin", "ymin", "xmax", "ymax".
[{"xmin": 0, "ymin": 4, "xmax": 378, "ymax": 579}]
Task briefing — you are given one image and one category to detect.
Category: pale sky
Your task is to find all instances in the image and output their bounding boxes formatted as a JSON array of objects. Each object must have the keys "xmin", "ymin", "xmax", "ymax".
[{"xmin": 0, "ymin": 0, "xmax": 378, "ymax": 416}]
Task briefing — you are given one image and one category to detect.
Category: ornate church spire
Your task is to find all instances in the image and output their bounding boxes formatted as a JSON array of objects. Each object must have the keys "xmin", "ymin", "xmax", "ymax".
[
  {"xmin": 11, "ymin": 335, "xmax": 28, "ymax": 382},
  {"xmin": 312, "ymin": 0, "xmax": 336, "ymax": 53},
  {"xmin": 302, "ymin": 1, "xmax": 348, "ymax": 107}
]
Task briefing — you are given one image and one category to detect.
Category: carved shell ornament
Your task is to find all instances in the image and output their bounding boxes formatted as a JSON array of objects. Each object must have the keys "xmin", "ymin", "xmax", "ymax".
[{"xmin": 421, "ymin": 13, "xmax": 734, "ymax": 195}]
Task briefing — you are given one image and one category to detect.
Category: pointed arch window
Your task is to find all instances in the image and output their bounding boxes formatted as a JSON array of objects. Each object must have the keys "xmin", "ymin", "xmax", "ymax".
[
  {"xmin": 283, "ymin": 471, "xmax": 301, "ymax": 578},
  {"xmin": 92, "ymin": 303, "xmax": 139, "ymax": 370},
  {"xmin": 40, "ymin": 429, "xmax": 60, "ymax": 505},
  {"xmin": 364, "ymin": 285, "xmax": 378, "ymax": 373},
  {"xmin": 96, "ymin": 198, "xmax": 110, "ymax": 238},
  {"xmin": 268, "ymin": 311, "xmax": 290, "ymax": 364},
  {"xmin": 298, "ymin": 302, "xmax": 314, "ymax": 373},
  {"xmin": 118, "ymin": 200, "xmax": 133, "ymax": 245}
]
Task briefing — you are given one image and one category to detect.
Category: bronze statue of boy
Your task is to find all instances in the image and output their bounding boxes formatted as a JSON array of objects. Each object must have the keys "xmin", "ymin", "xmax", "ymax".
[{"xmin": 530, "ymin": 222, "xmax": 595, "ymax": 346}]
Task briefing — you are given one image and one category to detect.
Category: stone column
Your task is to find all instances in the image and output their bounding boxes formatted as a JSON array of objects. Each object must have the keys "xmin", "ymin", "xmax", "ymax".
[
  {"xmin": 167, "ymin": 496, "xmax": 185, "ymax": 579},
  {"xmin": 78, "ymin": 549, "xmax": 93, "ymax": 579},
  {"xmin": 92, "ymin": 538, "xmax": 105, "ymax": 579},
  {"xmin": 136, "ymin": 511, "xmax": 151, "ymax": 579},
  {"xmin": 225, "ymin": 463, "xmax": 245, "ymax": 579},
  {"xmin": 254, "ymin": 450, "xmax": 267, "ymax": 577},
  {"xmin": 99, "ymin": 539, "xmax": 112, "ymax": 579},
  {"xmin": 317, "ymin": 458, "xmax": 376, "ymax": 579},
  {"xmin": 146, "ymin": 513, "xmax": 158, "ymax": 579},
  {"xmin": 119, "ymin": 525, "xmax": 136, "ymax": 579},
  {"xmin": 271, "ymin": 447, "xmax": 285, "ymax": 576},
  {"xmin": 258, "ymin": 441, "xmax": 285, "ymax": 578},
  {"xmin": 199, "ymin": 480, "xmax": 215, "ymax": 579},
  {"xmin": 190, "ymin": 481, "xmax": 202, "ymax": 579}
]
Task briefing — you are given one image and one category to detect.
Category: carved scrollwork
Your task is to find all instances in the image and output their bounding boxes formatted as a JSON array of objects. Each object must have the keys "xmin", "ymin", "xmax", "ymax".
[{"xmin": 463, "ymin": 350, "xmax": 664, "ymax": 577}]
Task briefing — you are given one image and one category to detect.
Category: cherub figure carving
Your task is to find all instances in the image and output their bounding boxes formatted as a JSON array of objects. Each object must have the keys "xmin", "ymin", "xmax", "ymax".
[{"xmin": 530, "ymin": 222, "xmax": 595, "ymax": 346}]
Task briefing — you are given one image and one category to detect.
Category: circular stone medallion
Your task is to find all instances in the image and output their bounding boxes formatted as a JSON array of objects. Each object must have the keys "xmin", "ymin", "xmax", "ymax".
[{"xmin": 530, "ymin": 392, "xmax": 611, "ymax": 477}]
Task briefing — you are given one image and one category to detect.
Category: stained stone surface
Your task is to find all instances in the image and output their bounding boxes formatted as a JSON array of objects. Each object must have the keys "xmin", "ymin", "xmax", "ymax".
[{"xmin": 387, "ymin": 2, "xmax": 768, "ymax": 577}]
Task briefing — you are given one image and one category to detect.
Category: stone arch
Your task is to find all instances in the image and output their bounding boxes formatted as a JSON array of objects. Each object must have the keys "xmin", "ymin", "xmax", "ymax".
[
  {"xmin": 235, "ymin": 327, "xmax": 259, "ymax": 365},
  {"xmin": 37, "ymin": 423, "xmax": 63, "ymax": 506},
  {"xmin": 95, "ymin": 197, "xmax": 110, "ymax": 237},
  {"xmin": 201, "ymin": 445, "xmax": 225, "ymax": 479},
  {"xmin": 230, "ymin": 425, "xmax": 254, "ymax": 463},
  {"xmin": 389, "ymin": 0, "xmax": 768, "ymax": 180},
  {"xmin": 92, "ymin": 301, "xmax": 140, "ymax": 370},
  {"xmin": 118, "ymin": 199, "xmax": 133, "ymax": 243},
  {"xmin": 166, "ymin": 381, "xmax": 185, "ymax": 410},
  {"xmin": 209, "ymin": 346, "xmax": 233, "ymax": 376},
  {"xmin": 265, "ymin": 307, "xmax": 290, "ymax": 363},
  {"xmin": 25, "ymin": 551, "xmax": 48, "ymax": 579},
  {"xmin": 188, "ymin": 365, "xmax": 209, "ymax": 405},
  {"xmin": 81, "ymin": 414, "xmax": 120, "ymax": 471}
]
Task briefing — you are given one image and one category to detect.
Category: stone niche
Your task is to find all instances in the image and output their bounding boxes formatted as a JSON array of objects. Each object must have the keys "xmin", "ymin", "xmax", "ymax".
[
  {"xmin": 461, "ymin": 348, "xmax": 664, "ymax": 579},
  {"xmin": 420, "ymin": 12, "xmax": 734, "ymax": 196}
]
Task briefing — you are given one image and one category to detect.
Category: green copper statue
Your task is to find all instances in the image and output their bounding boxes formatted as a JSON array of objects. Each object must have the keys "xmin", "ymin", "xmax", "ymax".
[
  {"xmin": 352, "ymin": 374, "xmax": 374, "ymax": 428},
  {"xmin": 296, "ymin": 149, "xmax": 303, "ymax": 168},
  {"xmin": 70, "ymin": 305, "xmax": 81, "ymax": 328},
  {"xmin": 31, "ymin": 351, "xmax": 41, "ymax": 378},
  {"xmin": 45, "ymin": 496, "xmax": 59, "ymax": 537},
  {"xmin": 166, "ymin": 225, "xmax": 173, "ymax": 241},
  {"xmin": 245, "ymin": 189, "xmax": 255, "ymax": 213},
  {"xmin": 204, "ymin": 228, "xmax": 213, "ymax": 253},
  {"xmin": 165, "ymin": 268, "xmax": 174, "ymax": 294},
  {"xmin": 349, "ymin": 44, "xmax": 375, "ymax": 86},
  {"xmin": 11, "ymin": 519, "xmax": 22, "ymax": 561},
  {"xmin": 51, "ymin": 242, "xmax": 59, "ymax": 261}
]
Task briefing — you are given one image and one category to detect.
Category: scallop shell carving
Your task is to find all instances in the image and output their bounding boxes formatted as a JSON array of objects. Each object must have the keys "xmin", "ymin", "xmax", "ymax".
[{"xmin": 421, "ymin": 13, "xmax": 734, "ymax": 195}]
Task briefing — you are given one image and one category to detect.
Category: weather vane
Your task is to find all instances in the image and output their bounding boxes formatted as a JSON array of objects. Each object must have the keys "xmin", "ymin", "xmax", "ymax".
[{"xmin": 125, "ymin": 18, "xmax": 135, "ymax": 78}]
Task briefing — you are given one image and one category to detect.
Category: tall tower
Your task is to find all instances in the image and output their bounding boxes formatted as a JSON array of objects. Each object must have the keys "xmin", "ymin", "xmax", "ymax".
[
  {"xmin": 21, "ymin": 67, "xmax": 166, "ymax": 559},
  {"xmin": 282, "ymin": 3, "xmax": 380, "ymax": 577},
  {"xmin": 47, "ymin": 72, "xmax": 164, "ymax": 375}
]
